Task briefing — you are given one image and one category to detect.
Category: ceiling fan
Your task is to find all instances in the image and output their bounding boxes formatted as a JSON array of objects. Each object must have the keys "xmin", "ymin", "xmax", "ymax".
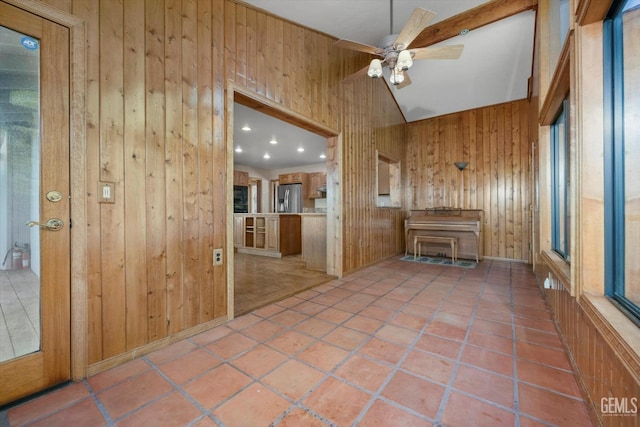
[{"xmin": 334, "ymin": 0, "xmax": 464, "ymax": 89}]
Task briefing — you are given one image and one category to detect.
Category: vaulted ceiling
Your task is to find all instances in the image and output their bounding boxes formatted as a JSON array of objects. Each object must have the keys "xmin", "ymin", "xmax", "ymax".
[
  {"xmin": 241, "ymin": 0, "xmax": 537, "ymax": 122},
  {"xmin": 233, "ymin": 0, "xmax": 538, "ymax": 169}
]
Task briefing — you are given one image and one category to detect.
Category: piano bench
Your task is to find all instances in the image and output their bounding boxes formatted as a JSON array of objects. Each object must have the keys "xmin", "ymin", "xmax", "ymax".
[{"xmin": 414, "ymin": 236, "xmax": 458, "ymax": 263}]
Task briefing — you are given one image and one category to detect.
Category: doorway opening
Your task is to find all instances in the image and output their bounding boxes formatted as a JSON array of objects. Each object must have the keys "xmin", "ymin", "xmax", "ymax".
[{"xmin": 227, "ymin": 87, "xmax": 341, "ymax": 317}]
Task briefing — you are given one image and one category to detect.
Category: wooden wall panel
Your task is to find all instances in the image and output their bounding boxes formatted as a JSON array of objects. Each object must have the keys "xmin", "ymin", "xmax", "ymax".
[
  {"xmin": 143, "ymin": 0, "xmax": 168, "ymax": 343},
  {"xmin": 406, "ymin": 99, "xmax": 531, "ymax": 261},
  {"xmin": 537, "ymin": 258, "xmax": 640, "ymax": 426},
  {"xmin": 60, "ymin": 0, "xmax": 228, "ymax": 366},
  {"xmin": 33, "ymin": 0, "xmax": 404, "ymax": 369},
  {"xmin": 98, "ymin": 0, "xmax": 126, "ymax": 359}
]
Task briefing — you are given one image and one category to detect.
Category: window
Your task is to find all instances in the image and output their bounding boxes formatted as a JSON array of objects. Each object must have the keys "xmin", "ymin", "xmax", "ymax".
[
  {"xmin": 604, "ymin": 0, "xmax": 640, "ymax": 321},
  {"xmin": 548, "ymin": 0, "xmax": 572, "ymax": 69},
  {"xmin": 551, "ymin": 99, "xmax": 570, "ymax": 260}
]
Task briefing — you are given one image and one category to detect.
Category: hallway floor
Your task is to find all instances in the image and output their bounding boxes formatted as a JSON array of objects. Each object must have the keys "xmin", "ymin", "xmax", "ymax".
[{"xmin": 2, "ymin": 257, "xmax": 593, "ymax": 426}]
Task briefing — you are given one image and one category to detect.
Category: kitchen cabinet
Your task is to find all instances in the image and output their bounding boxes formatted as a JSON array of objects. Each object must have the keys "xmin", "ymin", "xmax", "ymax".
[
  {"xmin": 234, "ymin": 170, "xmax": 249, "ymax": 186},
  {"xmin": 233, "ymin": 215, "xmax": 244, "ymax": 248},
  {"xmin": 308, "ymin": 172, "xmax": 327, "ymax": 199},
  {"xmin": 265, "ymin": 216, "xmax": 279, "ymax": 252},
  {"xmin": 235, "ymin": 214, "xmax": 301, "ymax": 257},
  {"xmin": 278, "ymin": 172, "xmax": 306, "ymax": 185},
  {"xmin": 279, "ymin": 215, "xmax": 301, "ymax": 256}
]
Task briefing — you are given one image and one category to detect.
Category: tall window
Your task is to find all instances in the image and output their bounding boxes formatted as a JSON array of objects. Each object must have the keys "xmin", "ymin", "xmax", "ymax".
[
  {"xmin": 551, "ymin": 99, "xmax": 570, "ymax": 260},
  {"xmin": 604, "ymin": 0, "xmax": 640, "ymax": 321}
]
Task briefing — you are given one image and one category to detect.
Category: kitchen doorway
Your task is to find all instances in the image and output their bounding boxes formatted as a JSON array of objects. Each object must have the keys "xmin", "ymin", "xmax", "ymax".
[{"xmin": 227, "ymin": 86, "xmax": 341, "ymax": 318}]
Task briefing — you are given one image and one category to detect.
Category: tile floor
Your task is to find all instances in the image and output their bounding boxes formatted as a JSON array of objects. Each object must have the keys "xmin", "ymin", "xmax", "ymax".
[
  {"xmin": 2, "ymin": 257, "xmax": 594, "ymax": 427},
  {"xmin": 0, "ymin": 269, "xmax": 40, "ymax": 362}
]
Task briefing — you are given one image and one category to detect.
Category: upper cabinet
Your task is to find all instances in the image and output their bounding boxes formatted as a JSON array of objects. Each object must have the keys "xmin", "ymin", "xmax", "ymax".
[
  {"xmin": 234, "ymin": 170, "xmax": 249, "ymax": 186},
  {"xmin": 307, "ymin": 172, "xmax": 327, "ymax": 199},
  {"xmin": 278, "ymin": 172, "xmax": 307, "ymax": 184}
]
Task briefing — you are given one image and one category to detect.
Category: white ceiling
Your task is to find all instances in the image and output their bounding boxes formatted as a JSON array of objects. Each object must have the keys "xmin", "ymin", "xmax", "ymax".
[
  {"xmin": 234, "ymin": 0, "xmax": 536, "ymax": 169},
  {"xmin": 233, "ymin": 103, "xmax": 327, "ymax": 170}
]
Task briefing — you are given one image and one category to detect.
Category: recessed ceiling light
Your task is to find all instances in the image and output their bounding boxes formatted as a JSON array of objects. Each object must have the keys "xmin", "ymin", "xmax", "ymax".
[
  {"xmin": 269, "ymin": 138, "xmax": 278, "ymax": 144},
  {"xmin": 297, "ymin": 147, "xmax": 304, "ymax": 152},
  {"xmin": 241, "ymin": 125, "xmax": 251, "ymax": 131},
  {"xmin": 263, "ymin": 153, "xmax": 270, "ymax": 159},
  {"xmin": 320, "ymin": 153, "xmax": 326, "ymax": 159},
  {"xmin": 235, "ymin": 146, "xmax": 243, "ymax": 153}
]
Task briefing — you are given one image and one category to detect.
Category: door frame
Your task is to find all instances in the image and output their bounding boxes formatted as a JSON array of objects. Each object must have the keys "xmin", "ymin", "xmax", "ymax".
[
  {"xmin": 225, "ymin": 82, "xmax": 343, "ymax": 319},
  {"xmin": 5, "ymin": 0, "xmax": 88, "ymax": 380}
]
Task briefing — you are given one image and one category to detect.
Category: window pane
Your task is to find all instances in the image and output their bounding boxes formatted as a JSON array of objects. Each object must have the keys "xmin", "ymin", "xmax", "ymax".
[
  {"xmin": 552, "ymin": 102, "xmax": 569, "ymax": 259},
  {"xmin": 0, "ymin": 25, "xmax": 41, "ymax": 362},
  {"xmin": 623, "ymin": 4, "xmax": 640, "ymax": 306}
]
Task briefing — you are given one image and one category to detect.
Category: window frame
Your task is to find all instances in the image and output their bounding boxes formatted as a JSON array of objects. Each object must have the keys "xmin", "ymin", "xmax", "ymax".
[
  {"xmin": 603, "ymin": 0, "xmax": 640, "ymax": 322},
  {"xmin": 551, "ymin": 99, "xmax": 570, "ymax": 260}
]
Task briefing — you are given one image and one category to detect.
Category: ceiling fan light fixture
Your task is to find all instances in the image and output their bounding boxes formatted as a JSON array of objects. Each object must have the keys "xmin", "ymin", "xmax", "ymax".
[
  {"xmin": 389, "ymin": 67, "xmax": 404, "ymax": 85},
  {"xmin": 367, "ymin": 59, "xmax": 383, "ymax": 78},
  {"xmin": 397, "ymin": 49, "xmax": 413, "ymax": 70}
]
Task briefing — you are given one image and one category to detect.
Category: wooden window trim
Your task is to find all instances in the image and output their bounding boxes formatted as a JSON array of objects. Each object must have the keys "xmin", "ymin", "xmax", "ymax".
[
  {"xmin": 540, "ymin": 31, "xmax": 573, "ymax": 125},
  {"xmin": 576, "ymin": 0, "xmax": 615, "ymax": 25}
]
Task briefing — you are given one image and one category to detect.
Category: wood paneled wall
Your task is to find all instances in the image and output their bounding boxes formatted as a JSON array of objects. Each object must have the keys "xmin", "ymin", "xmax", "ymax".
[
  {"xmin": 405, "ymin": 99, "xmax": 531, "ymax": 261},
  {"xmin": 340, "ymin": 79, "xmax": 406, "ymax": 272},
  {"xmin": 73, "ymin": 0, "xmax": 228, "ymax": 365},
  {"xmin": 36, "ymin": 0, "xmax": 404, "ymax": 368},
  {"xmin": 537, "ymin": 256, "xmax": 640, "ymax": 426}
]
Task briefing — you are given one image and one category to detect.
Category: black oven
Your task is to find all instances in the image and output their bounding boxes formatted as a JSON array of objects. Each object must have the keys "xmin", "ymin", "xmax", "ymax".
[{"xmin": 233, "ymin": 185, "xmax": 249, "ymax": 213}]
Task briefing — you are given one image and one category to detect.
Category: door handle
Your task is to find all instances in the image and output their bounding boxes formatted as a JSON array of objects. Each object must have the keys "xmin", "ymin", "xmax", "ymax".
[{"xmin": 26, "ymin": 218, "xmax": 64, "ymax": 231}]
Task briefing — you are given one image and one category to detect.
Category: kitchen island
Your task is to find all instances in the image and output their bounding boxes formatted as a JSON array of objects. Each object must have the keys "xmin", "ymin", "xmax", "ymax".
[
  {"xmin": 234, "ymin": 213, "xmax": 301, "ymax": 257},
  {"xmin": 234, "ymin": 213, "xmax": 327, "ymax": 272},
  {"xmin": 301, "ymin": 213, "xmax": 327, "ymax": 271}
]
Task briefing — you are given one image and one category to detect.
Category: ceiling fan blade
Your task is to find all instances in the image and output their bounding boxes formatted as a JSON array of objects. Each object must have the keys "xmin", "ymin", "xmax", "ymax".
[
  {"xmin": 334, "ymin": 39, "xmax": 384, "ymax": 56},
  {"xmin": 342, "ymin": 64, "xmax": 371, "ymax": 84},
  {"xmin": 411, "ymin": 45, "xmax": 464, "ymax": 60},
  {"xmin": 394, "ymin": 8, "xmax": 437, "ymax": 50},
  {"xmin": 395, "ymin": 71, "xmax": 412, "ymax": 90}
]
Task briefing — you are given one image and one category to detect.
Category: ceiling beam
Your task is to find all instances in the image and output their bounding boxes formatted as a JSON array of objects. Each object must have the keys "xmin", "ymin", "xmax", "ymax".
[{"xmin": 409, "ymin": 0, "xmax": 538, "ymax": 49}]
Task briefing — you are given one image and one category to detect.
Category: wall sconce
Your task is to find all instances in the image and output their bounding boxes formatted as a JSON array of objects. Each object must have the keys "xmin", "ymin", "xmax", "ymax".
[{"xmin": 454, "ymin": 162, "xmax": 468, "ymax": 171}]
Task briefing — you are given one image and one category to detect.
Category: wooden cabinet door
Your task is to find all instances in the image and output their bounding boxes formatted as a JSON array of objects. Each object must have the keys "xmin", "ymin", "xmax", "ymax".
[
  {"xmin": 308, "ymin": 172, "xmax": 327, "ymax": 198},
  {"xmin": 234, "ymin": 171, "xmax": 248, "ymax": 186},
  {"xmin": 278, "ymin": 173, "xmax": 291, "ymax": 184},
  {"xmin": 265, "ymin": 216, "xmax": 279, "ymax": 251},
  {"xmin": 233, "ymin": 216, "xmax": 244, "ymax": 248}
]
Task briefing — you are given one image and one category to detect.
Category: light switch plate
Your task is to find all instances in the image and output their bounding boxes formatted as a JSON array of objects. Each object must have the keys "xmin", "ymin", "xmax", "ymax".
[{"xmin": 98, "ymin": 181, "xmax": 115, "ymax": 204}]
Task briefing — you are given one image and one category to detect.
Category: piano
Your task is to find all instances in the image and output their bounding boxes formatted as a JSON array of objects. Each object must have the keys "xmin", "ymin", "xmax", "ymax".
[{"xmin": 405, "ymin": 208, "xmax": 483, "ymax": 261}]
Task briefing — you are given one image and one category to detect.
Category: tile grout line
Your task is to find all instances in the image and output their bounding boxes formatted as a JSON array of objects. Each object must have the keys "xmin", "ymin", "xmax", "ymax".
[
  {"xmin": 350, "ymin": 263, "xmax": 473, "ymax": 426},
  {"xmin": 431, "ymin": 260, "xmax": 494, "ymax": 424},
  {"xmin": 261, "ymin": 263, "xmax": 456, "ymax": 426},
  {"xmin": 84, "ymin": 379, "xmax": 115, "ymax": 426},
  {"xmin": 142, "ymin": 355, "xmax": 227, "ymax": 426},
  {"xmin": 510, "ymin": 262, "xmax": 522, "ymax": 427}
]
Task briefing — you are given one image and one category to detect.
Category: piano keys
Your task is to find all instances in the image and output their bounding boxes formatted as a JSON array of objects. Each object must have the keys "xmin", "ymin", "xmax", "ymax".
[{"xmin": 405, "ymin": 208, "xmax": 483, "ymax": 262}]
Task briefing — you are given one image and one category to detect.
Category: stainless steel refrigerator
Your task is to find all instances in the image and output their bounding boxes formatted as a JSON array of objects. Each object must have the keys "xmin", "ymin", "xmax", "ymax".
[{"xmin": 277, "ymin": 183, "xmax": 302, "ymax": 213}]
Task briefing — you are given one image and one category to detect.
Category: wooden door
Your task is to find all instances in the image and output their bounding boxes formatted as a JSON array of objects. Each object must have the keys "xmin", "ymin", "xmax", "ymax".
[{"xmin": 0, "ymin": 1, "xmax": 71, "ymax": 405}]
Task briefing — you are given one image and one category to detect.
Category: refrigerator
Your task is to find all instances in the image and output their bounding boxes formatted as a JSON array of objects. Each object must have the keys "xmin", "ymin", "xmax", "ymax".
[{"xmin": 277, "ymin": 183, "xmax": 302, "ymax": 213}]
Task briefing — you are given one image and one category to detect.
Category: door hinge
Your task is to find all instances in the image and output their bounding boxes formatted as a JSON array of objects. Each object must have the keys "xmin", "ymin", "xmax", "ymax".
[{"xmin": 69, "ymin": 218, "xmax": 72, "ymax": 229}]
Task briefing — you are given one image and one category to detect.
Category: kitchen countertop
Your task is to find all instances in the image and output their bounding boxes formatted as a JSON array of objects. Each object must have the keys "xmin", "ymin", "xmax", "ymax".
[{"xmin": 233, "ymin": 212, "xmax": 326, "ymax": 216}]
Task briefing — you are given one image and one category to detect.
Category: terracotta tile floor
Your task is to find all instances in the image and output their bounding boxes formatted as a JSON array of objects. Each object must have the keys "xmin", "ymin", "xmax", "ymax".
[{"xmin": 2, "ymin": 257, "xmax": 594, "ymax": 426}]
